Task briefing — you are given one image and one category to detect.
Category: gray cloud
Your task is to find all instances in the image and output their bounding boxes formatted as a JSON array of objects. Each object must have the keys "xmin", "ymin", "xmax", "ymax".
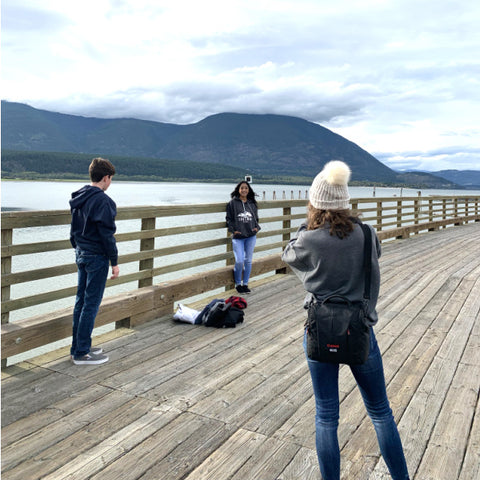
[
  {"xmin": 376, "ymin": 146, "xmax": 480, "ymax": 172},
  {"xmin": 2, "ymin": 0, "xmax": 480, "ymax": 171},
  {"xmin": 1, "ymin": 2, "xmax": 71, "ymax": 33}
]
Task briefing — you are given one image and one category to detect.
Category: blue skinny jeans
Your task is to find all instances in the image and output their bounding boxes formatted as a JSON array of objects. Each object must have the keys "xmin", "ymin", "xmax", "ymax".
[
  {"xmin": 232, "ymin": 235, "xmax": 256, "ymax": 285},
  {"xmin": 71, "ymin": 248, "xmax": 109, "ymax": 358},
  {"xmin": 304, "ymin": 329, "xmax": 409, "ymax": 480}
]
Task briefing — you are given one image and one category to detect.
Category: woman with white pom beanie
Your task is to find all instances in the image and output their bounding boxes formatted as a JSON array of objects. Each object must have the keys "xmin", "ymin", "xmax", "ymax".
[{"xmin": 282, "ymin": 161, "xmax": 410, "ymax": 480}]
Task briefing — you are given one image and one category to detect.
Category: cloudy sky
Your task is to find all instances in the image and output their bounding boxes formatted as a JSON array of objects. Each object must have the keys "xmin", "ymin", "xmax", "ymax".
[{"xmin": 2, "ymin": 0, "xmax": 479, "ymax": 171}]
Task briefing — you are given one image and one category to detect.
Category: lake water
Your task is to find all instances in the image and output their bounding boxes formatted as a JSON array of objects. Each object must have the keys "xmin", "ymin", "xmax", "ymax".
[
  {"xmin": 2, "ymin": 180, "xmax": 480, "ymax": 364},
  {"xmin": 3, "ymin": 180, "xmax": 480, "ymax": 211}
]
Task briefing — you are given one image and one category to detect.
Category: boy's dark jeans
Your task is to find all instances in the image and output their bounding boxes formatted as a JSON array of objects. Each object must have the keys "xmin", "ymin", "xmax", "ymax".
[{"xmin": 71, "ymin": 248, "xmax": 109, "ymax": 358}]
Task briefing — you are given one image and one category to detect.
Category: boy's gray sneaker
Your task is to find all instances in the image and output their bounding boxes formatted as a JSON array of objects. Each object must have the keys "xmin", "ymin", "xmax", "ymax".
[
  {"xmin": 70, "ymin": 346, "xmax": 103, "ymax": 360},
  {"xmin": 72, "ymin": 353, "xmax": 109, "ymax": 365}
]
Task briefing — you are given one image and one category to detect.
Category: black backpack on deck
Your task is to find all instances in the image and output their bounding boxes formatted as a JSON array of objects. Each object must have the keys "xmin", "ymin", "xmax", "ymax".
[{"xmin": 200, "ymin": 299, "xmax": 245, "ymax": 328}]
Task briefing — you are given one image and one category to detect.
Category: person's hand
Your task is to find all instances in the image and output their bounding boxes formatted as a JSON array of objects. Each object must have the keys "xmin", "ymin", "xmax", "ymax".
[
  {"xmin": 252, "ymin": 228, "xmax": 258, "ymax": 233},
  {"xmin": 233, "ymin": 231, "xmax": 241, "ymax": 236},
  {"xmin": 111, "ymin": 265, "xmax": 120, "ymax": 279}
]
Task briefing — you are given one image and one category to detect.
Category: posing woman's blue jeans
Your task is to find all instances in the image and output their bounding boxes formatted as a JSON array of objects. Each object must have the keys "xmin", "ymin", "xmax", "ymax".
[
  {"xmin": 304, "ymin": 329, "xmax": 409, "ymax": 480},
  {"xmin": 232, "ymin": 235, "xmax": 256, "ymax": 285},
  {"xmin": 71, "ymin": 249, "xmax": 110, "ymax": 358}
]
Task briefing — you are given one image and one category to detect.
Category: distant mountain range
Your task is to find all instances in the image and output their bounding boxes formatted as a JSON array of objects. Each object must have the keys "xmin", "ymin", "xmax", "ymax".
[
  {"xmin": 1, "ymin": 100, "xmax": 472, "ymax": 188},
  {"xmin": 431, "ymin": 170, "xmax": 480, "ymax": 189}
]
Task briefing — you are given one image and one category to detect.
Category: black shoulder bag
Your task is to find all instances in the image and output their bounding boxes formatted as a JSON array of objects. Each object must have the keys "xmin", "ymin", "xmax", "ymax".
[{"xmin": 305, "ymin": 223, "xmax": 372, "ymax": 365}]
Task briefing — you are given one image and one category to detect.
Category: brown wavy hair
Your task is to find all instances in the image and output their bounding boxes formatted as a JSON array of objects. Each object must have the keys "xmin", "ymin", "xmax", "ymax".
[{"xmin": 307, "ymin": 202, "xmax": 360, "ymax": 239}]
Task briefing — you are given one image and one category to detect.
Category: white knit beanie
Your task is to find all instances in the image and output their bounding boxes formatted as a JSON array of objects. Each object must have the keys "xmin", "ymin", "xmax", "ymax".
[{"xmin": 309, "ymin": 160, "xmax": 351, "ymax": 210}]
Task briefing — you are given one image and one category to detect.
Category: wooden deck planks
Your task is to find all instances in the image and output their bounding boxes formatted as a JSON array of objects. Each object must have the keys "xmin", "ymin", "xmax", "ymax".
[
  {"xmin": 2, "ymin": 222, "xmax": 480, "ymax": 480},
  {"xmin": 4, "ymin": 396, "xmax": 159, "ymax": 480}
]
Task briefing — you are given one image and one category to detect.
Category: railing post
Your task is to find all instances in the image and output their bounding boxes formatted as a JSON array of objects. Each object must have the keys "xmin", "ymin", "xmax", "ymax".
[
  {"xmin": 351, "ymin": 200, "xmax": 358, "ymax": 213},
  {"xmin": 1, "ymin": 228, "xmax": 12, "ymax": 368},
  {"xmin": 376, "ymin": 201, "xmax": 383, "ymax": 231},
  {"xmin": 414, "ymin": 198, "xmax": 420, "ymax": 226},
  {"xmin": 226, "ymin": 230, "xmax": 234, "ymax": 291},
  {"xmin": 277, "ymin": 206, "xmax": 291, "ymax": 274},
  {"xmin": 428, "ymin": 199, "xmax": 436, "ymax": 231},
  {"xmin": 138, "ymin": 217, "xmax": 156, "ymax": 288},
  {"xmin": 396, "ymin": 200, "xmax": 402, "ymax": 228},
  {"xmin": 454, "ymin": 198, "xmax": 460, "ymax": 225},
  {"xmin": 282, "ymin": 206, "xmax": 291, "ymax": 245}
]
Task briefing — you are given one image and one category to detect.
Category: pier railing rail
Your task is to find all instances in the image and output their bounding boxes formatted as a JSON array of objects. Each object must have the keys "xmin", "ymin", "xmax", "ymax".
[{"xmin": 2, "ymin": 194, "xmax": 479, "ymax": 363}]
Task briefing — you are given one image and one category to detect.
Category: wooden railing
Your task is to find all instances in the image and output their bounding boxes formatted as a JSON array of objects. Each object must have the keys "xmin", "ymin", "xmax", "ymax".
[{"xmin": 2, "ymin": 195, "xmax": 479, "ymax": 363}]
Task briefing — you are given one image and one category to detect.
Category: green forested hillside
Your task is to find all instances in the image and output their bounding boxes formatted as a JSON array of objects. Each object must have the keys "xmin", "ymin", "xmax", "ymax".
[
  {"xmin": 1, "ymin": 150, "xmax": 253, "ymax": 183},
  {"xmin": 1, "ymin": 101, "xmax": 466, "ymax": 188},
  {"xmin": 2, "ymin": 149, "xmax": 460, "ymax": 188},
  {"xmin": 1, "ymin": 101, "xmax": 396, "ymax": 183}
]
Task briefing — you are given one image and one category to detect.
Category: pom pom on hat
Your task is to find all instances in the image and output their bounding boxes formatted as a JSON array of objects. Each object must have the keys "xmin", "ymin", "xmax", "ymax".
[{"xmin": 309, "ymin": 160, "xmax": 351, "ymax": 210}]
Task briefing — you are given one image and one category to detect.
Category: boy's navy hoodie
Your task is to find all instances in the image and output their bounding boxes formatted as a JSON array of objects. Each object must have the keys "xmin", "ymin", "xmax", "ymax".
[{"xmin": 69, "ymin": 185, "xmax": 118, "ymax": 266}]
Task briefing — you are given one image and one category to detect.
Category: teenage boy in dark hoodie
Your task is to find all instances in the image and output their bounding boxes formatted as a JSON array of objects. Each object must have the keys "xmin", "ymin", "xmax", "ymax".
[{"xmin": 69, "ymin": 158, "xmax": 119, "ymax": 365}]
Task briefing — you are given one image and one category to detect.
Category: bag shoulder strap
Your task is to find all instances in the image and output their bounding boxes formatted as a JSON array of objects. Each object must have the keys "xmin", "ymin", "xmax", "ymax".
[{"xmin": 359, "ymin": 222, "xmax": 373, "ymax": 301}]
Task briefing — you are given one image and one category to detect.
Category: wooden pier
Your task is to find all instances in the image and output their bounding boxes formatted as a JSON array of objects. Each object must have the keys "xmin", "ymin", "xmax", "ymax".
[{"xmin": 2, "ymin": 222, "xmax": 480, "ymax": 480}]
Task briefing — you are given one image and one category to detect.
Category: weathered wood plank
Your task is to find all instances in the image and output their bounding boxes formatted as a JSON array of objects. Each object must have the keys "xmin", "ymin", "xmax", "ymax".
[
  {"xmin": 414, "ymin": 364, "xmax": 479, "ymax": 480},
  {"xmin": 100, "ymin": 300, "xmax": 299, "ymax": 395},
  {"xmin": 39, "ymin": 404, "xmax": 184, "ymax": 480},
  {"xmin": 392, "ymin": 276, "xmax": 480, "ymax": 478},
  {"xmin": 125, "ymin": 415, "xmax": 236, "ymax": 480},
  {"xmin": 1, "ymin": 370, "xmax": 97, "ymax": 426},
  {"xmin": 180, "ymin": 429, "xmax": 273, "ymax": 480},
  {"xmin": 2, "ymin": 391, "xmax": 150, "ymax": 474},
  {"xmin": 86, "ymin": 411, "xmax": 233, "ymax": 480},
  {"xmin": 276, "ymin": 446, "xmax": 321, "ymax": 480},
  {"xmin": 1, "ymin": 384, "xmax": 112, "ymax": 447},
  {"xmin": 228, "ymin": 435, "xmax": 301, "ymax": 480},
  {"xmin": 458, "ymin": 394, "xmax": 480, "ymax": 480}
]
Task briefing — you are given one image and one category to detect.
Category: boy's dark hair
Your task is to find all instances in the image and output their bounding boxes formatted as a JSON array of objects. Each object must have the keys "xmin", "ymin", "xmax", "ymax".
[{"xmin": 89, "ymin": 158, "xmax": 116, "ymax": 183}]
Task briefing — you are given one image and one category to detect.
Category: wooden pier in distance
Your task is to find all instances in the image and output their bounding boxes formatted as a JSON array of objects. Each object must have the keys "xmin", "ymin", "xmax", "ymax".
[{"xmin": 2, "ymin": 222, "xmax": 480, "ymax": 480}]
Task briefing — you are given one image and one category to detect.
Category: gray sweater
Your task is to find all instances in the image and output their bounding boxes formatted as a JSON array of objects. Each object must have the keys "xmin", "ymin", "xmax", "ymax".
[{"xmin": 282, "ymin": 222, "xmax": 381, "ymax": 325}]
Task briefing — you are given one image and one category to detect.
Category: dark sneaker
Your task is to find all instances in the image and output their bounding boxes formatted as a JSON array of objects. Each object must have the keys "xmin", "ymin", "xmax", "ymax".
[
  {"xmin": 236, "ymin": 285, "xmax": 245, "ymax": 293},
  {"xmin": 243, "ymin": 285, "xmax": 251, "ymax": 293},
  {"xmin": 72, "ymin": 353, "xmax": 109, "ymax": 365},
  {"xmin": 71, "ymin": 346, "xmax": 103, "ymax": 360}
]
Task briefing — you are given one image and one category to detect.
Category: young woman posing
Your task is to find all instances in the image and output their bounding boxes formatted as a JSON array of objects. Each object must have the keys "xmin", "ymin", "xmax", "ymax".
[{"xmin": 226, "ymin": 181, "xmax": 261, "ymax": 293}]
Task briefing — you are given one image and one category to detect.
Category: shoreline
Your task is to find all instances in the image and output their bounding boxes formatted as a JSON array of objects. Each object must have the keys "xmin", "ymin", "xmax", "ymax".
[{"xmin": 2, "ymin": 176, "xmax": 478, "ymax": 190}]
